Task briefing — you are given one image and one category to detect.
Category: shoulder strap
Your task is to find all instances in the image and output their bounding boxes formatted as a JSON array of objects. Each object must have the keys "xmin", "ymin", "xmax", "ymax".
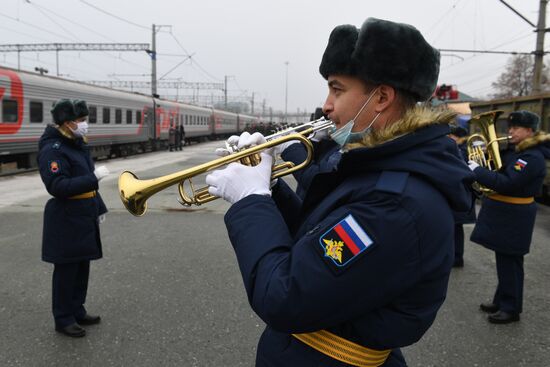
[{"xmin": 375, "ymin": 171, "xmax": 409, "ymax": 194}]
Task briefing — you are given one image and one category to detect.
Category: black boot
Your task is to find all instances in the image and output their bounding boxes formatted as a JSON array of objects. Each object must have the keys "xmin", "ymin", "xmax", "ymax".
[{"xmin": 55, "ymin": 323, "xmax": 86, "ymax": 337}]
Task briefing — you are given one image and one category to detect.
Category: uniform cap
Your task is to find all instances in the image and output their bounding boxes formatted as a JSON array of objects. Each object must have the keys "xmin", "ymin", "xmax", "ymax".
[
  {"xmin": 50, "ymin": 99, "xmax": 77, "ymax": 125},
  {"xmin": 319, "ymin": 18, "xmax": 440, "ymax": 101},
  {"xmin": 73, "ymin": 99, "xmax": 89, "ymax": 119},
  {"xmin": 508, "ymin": 110, "xmax": 540, "ymax": 131}
]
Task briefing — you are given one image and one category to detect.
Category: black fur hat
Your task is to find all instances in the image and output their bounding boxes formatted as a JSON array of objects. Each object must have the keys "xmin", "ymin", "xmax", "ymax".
[
  {"xmin": 50, "ymin": 99, "xmax": 77, "ymax": 125},
  {"xmin": 319, "ymin": 18, "xmax": 440, "ymax": 101},
  {"xmin": 73, "ymin": 99, "xmax": 89, "ymax": 118},
  {"xmin": 449, "ymin": 125, "xmax": 468, "ymax": 137},
  {"xmin": 508, "ymin": 110, "xmax": 540, "ymax": 131}
]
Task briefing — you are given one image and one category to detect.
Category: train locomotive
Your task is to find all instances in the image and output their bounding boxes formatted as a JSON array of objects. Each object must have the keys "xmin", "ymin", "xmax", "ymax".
[{"xmin": 0, "ymin": 66, "xmax": 258, "ymax": 170}]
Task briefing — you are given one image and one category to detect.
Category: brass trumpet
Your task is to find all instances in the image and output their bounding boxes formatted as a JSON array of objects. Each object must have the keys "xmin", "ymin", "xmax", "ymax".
[{"xmin": 118, "ymin": 118, "xmax": 334, "ymax": 216}]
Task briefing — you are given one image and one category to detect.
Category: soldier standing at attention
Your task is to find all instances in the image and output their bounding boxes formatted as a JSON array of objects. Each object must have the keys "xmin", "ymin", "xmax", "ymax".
[
  {"xmin": 470, "ymin": 111, "xmax": 550, "ymax": 324},
  {"xmin": 38, "ymin": 99, "xmax": 110, "ymax": 337},
  {"xmin": 205, "ymin": 18, "xmax": 474, "ymax": 366}
]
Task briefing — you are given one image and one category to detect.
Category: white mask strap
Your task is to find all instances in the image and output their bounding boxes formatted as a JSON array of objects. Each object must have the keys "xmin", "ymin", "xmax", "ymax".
[{"xmin": 352, "ymin": 87, "xmax": 379, "ymax": 122}]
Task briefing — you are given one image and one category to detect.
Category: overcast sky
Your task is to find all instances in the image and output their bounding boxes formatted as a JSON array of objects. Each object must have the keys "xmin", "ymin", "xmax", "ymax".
[{"xmin": 0, "ymin": 0, "xmax": 545, "ymax": 114}]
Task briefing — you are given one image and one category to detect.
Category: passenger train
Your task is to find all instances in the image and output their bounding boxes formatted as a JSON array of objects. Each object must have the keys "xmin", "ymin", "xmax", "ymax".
[{"xmin": 0, "ymin": 66, "xmax": 258, "ymax": 170}]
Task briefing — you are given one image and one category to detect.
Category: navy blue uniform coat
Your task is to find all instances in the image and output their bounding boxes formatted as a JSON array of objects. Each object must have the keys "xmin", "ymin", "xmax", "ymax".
[
  {"xmin": 470, "ymin": 132, "xmax": 550, "ymax": 255},
  {"xmin": 223, "ymin": 108, "xmax": 474, "ymax": 366},
  {"xmin": 38, "ymin": 125, "xmax": 107, "ymax": 264},
  {"xmin": 282, "ymin": 139, "xmax": 341, "ymax": 198}
]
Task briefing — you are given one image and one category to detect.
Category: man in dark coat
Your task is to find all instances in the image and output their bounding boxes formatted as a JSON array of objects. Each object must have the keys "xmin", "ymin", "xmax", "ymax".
[
  {"xmin": 37, "ymin": 99, "xmax": 110, "ymax": 337},
  {"xmin": 448, "ymin": 125, "xmax": 477, "ymax": 267},
  {"xmin": 205, "ymin": 18, "xmax": 474, "ymax": 366},
  {"xmin": 168, "ymin": 123, "xmax": 176, "ymax": 151},
  {"xmin": 469, "ymin": 110, "xmax": 550, "ymax": 324},
  {"xmin": 179, "ymin": 123, "xmax": 186, "ymax": 147}
]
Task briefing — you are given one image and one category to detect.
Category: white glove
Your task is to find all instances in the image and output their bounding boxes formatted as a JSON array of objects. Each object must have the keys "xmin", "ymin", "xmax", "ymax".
[
  {"xmin": 237, "ymin": 131, "xmax": 298, "ymax": 157},
  {"xmin": 311, "ymin": 127, "xmax": 330, "ymax": 142},
  {"xmin": 98, "ymin": 214, "xmax": 106, "ymax": 224},
  {"xmin": 206, "ymin": 152, "xmax": 273, "ymax": 204},
  {"xmin": 237, "ymin": 132, "xmax": 266, "ymax": 149},
  {"xmin": 468, "ymin": 160, "xmax": 480, "ymax": 171},
  {"xmin": 215, "ymin": 134, "xmax": 242, "ymax": 157},
  {"xmin": 94, "ymin": 165, "xmax": 110, "ymax": 181}
]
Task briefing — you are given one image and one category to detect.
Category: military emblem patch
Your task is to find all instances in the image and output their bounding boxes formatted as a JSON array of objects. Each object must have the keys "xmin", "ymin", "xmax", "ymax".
[
  {"xmin": 514, "ymin": 158, "xmax": 527, "ymax": 171},
  {"xmin": 319, "ymin": 214, "xmax": 374, "ymax": 268},
  {"xmin": 49, "ymin": 160, "xmax": 60, "ymax": 173}
]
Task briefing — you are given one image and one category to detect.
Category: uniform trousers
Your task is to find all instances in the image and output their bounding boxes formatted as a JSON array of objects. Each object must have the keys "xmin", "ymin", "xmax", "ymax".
[
  {"xmin": 52, "ymin": 261, "xmax": 90, "ymax": 327},
  {"xmin": 492, "ymin": 252, "xmax": 524, "ymax": 314},
  {"xmin": 454, "ymin": 224, "xmax": 464, "ymax": 265}
]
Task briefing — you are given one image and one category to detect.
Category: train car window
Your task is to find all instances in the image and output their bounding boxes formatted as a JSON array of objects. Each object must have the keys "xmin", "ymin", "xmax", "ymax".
[
  {"xmin": 136, "ymin": 110, "xmax": 141, "ymax": 124},
  {"xmin": 115, "ymin": 109, "xmax": 122, "ymax": 124},
  {"xmin": 89, "ymin": 106, "xmax": 97, "ymax": 123},
  {"xmin": 185, "ymin": 115, "xmax": 188, "ymax": 125},
  {"xmin": 126, "ymin": 110, "xmax": 132, "ymax": 124},
  {"xmin": 2, "ymin": 99, "xmax": 18, "ymax": 123},
  {"xmin": 30, "ymin": 101, "xmax": 43, "ymax": 123},
  {"xmin": 103, "ymin": 108, "xmax": 110, "ymax": 124}
]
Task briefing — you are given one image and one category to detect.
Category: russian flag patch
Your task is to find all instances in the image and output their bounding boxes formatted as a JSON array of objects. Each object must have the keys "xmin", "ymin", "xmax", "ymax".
[
  {"xmin": 319, "ymin": 214, "xmax": 374, "ymax": 268},
  {"xmin": 514, "ymin": 158, "xmax": 528, "ymax": 171}
]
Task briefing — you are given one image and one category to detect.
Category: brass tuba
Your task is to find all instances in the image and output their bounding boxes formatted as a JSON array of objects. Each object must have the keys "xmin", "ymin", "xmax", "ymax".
[
  {"xmin": 118, "ymin": 118, "xmax": 335, "ymax": 216},
  {"xmin": 466, "ymin": 110, "xmax": 510, "ymax": 194}
]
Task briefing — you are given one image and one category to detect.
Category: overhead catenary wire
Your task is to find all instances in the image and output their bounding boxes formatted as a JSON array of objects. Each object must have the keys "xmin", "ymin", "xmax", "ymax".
[
  {"xmin": 17, "ymin": 1, "xmax": 150, "ymax": 72},
  {"xmin": 0, "ymin": 10, "xmax": 75, "ymax": 41},
  {"xmin": 27, "ymin": 1, "xmax": 81, "ymax": 42},
  {"xmin": 79, "ymin": 0, "xmax": 150, "ymax": 30}
]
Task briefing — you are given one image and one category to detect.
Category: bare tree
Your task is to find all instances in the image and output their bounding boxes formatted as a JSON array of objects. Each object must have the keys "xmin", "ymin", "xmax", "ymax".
[
  {"xmin": 491, "ymin": 55, "xmax": 534, "ymax": 98},
  {"xmin": 491, "ymin": 55, "xmax": 550, "ymax": 98}
]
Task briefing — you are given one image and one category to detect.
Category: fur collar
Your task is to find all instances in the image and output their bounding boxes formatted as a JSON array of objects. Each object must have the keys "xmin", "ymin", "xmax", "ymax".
[
  {"xmin": 515, "ymin": 131, "xmax": 550, "ymax": 152},
  {"xmin": 346, "ymin": 106, "xmax": 456, "ymax": 149}
]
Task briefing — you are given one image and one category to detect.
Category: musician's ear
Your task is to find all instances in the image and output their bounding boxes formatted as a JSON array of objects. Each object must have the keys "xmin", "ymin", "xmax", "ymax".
[{"xmin": 372, "ymin": 85, "xmax": 395, "ymax": 113}]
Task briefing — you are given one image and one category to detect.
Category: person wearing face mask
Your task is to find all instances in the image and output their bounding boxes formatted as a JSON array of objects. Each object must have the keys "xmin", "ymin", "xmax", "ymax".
[
  {"xmin": 204, "ymin": 18, "xmax": 474, "ymax": 366},
  {"xmin": 37, "ymin": 99, "xmax": 110, "ymax": 337},
  {"xmin": 469, "ymin": 111, "xmax": 550, "ymax": 324}
]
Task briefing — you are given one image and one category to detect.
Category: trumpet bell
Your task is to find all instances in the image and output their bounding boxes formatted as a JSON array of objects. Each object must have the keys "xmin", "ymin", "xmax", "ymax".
[{"xmin": 119, "ymin": 171, "xmax": 148, "ymax": 216}]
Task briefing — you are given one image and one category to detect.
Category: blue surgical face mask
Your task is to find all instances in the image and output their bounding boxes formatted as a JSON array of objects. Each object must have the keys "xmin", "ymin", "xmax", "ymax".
[{"xmin": 329, "ymin": 87, "xmax": 380, "ymax": 147}]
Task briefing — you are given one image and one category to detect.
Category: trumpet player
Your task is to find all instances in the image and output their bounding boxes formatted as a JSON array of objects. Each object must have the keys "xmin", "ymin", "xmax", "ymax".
[
  {"xmin": 469, "ymin": 111, "xmax": 550, "ymax": 324},
  {"xmin": 206, "ymin": 18, "xmax": 473, "ymax": 367}
]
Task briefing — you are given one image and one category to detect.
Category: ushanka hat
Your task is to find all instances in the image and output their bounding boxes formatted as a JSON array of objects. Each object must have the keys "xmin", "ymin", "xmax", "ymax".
[
  {"xmin": 508, "ymin": 110, "xmax": 540, "ymax": 131},
  {"xmin": 319, "ymin": 17, "xmax": 440, "ymax": 101},
  {"xmin": 50, "ymin": 99, "xmax": 77, "ymax": 125},
  {"xmin": 73, "ymin": 99, "xmax": 89, "ymax": 119}
]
